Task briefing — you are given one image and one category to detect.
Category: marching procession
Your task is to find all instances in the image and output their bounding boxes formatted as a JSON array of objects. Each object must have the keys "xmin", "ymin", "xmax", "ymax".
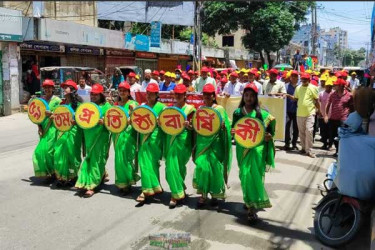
[{"xmin": 27, "ymin": 65, "xmax": 374, "ymax": 225}]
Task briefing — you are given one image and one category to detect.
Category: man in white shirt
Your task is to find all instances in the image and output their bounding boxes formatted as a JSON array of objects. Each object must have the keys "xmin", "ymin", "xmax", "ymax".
[
  {"xmin": 127, "ymin": 72, "xmax": 142, "ymax": 99},
  {"xmin": 222, "ymin": 72, "xmax": 243, "ymax": 97},
  {"xmin": 77, "ymin": 77, "xmax": 91, "ymax": 102},
  {"xmin": 349, "ymin": 72, "xmax": 360, "ymax": 90},
  {"xmin": 248, "ymin": 69, "xmax": 263, "ymax": 95},
  {"xmin": 141, "ymin": 69, "xmax": 158, "ymax": 91},
  {"xmin": 195, "ymin": 66, "xmax": 217, "ymax": 92},
  {"xmin": 263, "ymin": 68, "xmax": 286, "ymax": 96}
]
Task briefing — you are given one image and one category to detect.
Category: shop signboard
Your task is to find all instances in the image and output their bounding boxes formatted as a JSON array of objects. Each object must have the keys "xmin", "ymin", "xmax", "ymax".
[
  {"xmin": 39, "ymin": 18, "xmax": 124, "ymax": 49},
  {"xmin": 66, "ymin": 46, "xmax": 103, "ymax": 56},
  {"xmin": 125, "ymin": 33, "xmax": 150, "ymax": 52},
  {"xmin": 0, "ymin": 7, "xmax": 23, "ymax": 42},
  {"xmin": 20, "ymin": 42, "xmax": 65, "ymax": 52},
  {"xmin": 150, "ymin": 21, "xmax": 161, "ymax": 48}
]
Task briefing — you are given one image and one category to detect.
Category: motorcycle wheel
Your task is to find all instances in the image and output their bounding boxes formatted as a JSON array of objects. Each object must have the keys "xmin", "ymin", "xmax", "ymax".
[{"xmin": 314, "ymin": 194, "xmax": 362, "ymax": 247}]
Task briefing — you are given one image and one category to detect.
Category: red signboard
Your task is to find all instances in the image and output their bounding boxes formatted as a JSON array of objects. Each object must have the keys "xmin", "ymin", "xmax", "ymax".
[
  {"xmin": 136, "ymin": 52, "xmax": 157, "ymax": 59},
  {"xmin": 135, "ymin": 92, "xmax": 204, "ymax": 109}
]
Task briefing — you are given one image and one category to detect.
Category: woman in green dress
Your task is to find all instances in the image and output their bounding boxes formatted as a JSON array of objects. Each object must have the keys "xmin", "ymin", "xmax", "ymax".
[
  {"xmin": 164, "ymin": 84, "xmax": 196, "ymax": 208},
  {"xmin": 136, "ymin": 83, "xmax": 166, "ymax": 204},
  {"xmin": 113, "ymin": 81, "xmax": 139, "ymax": 195},
  {"xmin": 75, "ymin": 84, "xmax": 112, "ymax": 197},
  {"xmin": 231, "ymin": 83, "xmax": 276, "ymax": 222},
  {"xmin": 32, "ymin": 79, "xmax": 62, "ymax": 182},
  {"xmin": 53, "ymin": 79, "xmax": 83, "ymax": 187},
  {"xmin": 193, "ymin": 84, "xmax": 232, "ymax": 208}
]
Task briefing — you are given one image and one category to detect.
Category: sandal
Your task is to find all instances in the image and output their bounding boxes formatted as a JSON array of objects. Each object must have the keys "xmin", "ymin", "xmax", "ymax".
[
  {"xmin": 169, "ymin": 199, "xmax": 177, "ymax": 209},
  {"xmin": 247, "ymin": 209, "xmax": 259, "ymax": 222},
  {"xmin": 83, "ymin": 190, "xmax": 95, "ymax": 198},
  {"xmin": 104, "ymin": 172, "xmax": 110, "ymax": 182},
  {"xmin": 136, "ymin": 193, "xmax": 146, "ymax": 203}
]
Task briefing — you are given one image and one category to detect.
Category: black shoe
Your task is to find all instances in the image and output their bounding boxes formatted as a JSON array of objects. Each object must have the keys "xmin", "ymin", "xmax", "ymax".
[
  {"xmin": 291, "ymin": 145, "xmax": 299, "ymax": 150},
  {"xmin": 299, "ymin": 149, "xmax": 306, "ymax": 154},
  {"xmin": 283, "ymin": 145, "xmax": 291, "ymax": 151},
  {"xmin": 210, "ymin": 198, "xmax": 219, "ymax": 207}
]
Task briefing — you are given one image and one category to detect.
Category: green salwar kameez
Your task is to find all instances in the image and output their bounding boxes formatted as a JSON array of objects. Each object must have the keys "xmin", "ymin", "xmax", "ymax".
[
  {"xmin": 164, "ymin": 104, "xmax": 196, "ymax": 200},
  {"xmin": 138, "ymin": 102, "xmax": 166, "ymax": 196},
  {"xmin": 232, "ymin": 108, "xmax": 276, "ymax": 209},
  {"xmin": 193, "ymin": 105, "xmax": 232, "ymax": 199},
  {"xmin": 75, "ymin": 102, "xmax": 112, "ymax": 190},
  {"xmin": 32, "ymin": 96, "xmax": 62, "ymax": 177},
  {"xmin": 113, "ymin": 100, "xmax": 140, "ymax": 189},
  {"xmin": 54, "ymin": 103, "xmax": 83, "ymax": 182}
]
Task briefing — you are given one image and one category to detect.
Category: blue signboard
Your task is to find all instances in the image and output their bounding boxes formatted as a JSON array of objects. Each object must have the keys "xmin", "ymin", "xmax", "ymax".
[
  {"xmin": 135, "ymin": 34, "xmax": 150, "ymax": 51},
  {"xmin": 150, "ymin": 21, "xmax": 161, "ymax": 48}
]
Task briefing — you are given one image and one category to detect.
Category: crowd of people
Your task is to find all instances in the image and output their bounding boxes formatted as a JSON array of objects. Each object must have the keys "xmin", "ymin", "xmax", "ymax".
[{"xmin": 30, "ymin": 64, "xmax": 374, "ymax": 223}]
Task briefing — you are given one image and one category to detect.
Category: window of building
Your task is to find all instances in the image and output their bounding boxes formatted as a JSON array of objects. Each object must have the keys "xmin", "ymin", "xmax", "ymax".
[
  {"xmin": 222, "ymin": 36, "xmax": 234, "ymax": 47},
  {"xmin": 304, "ymin": 41, "xmax": 309, "ymax": 47}
]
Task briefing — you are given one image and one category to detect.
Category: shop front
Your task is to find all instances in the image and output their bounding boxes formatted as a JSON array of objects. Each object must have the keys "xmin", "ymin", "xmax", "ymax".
[
  {"xmin": 63, "ymin": 45, "xmax": 105, "ymax": 71},
  {"xmin": 0, "ymin": 7, "xmax": 23, "ymax": 115},
  {"xmin": 135, "ymin": 52, "xmax": 158, "ymax": 72},
  {"xmin": 105, "ymin": 49, "xmax": 135, "ymax": 75},
  {"xmin": 158, "ymin": 54, "xmax": 178, "ymax": 72}
]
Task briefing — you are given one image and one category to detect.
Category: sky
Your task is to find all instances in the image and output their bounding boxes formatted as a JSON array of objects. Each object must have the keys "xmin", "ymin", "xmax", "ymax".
[{"xmin": 309, "ymin": 1, "xmax": 372, "ymax": 50}]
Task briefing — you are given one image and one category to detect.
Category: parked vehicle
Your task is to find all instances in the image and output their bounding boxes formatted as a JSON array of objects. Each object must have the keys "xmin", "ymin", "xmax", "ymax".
[{"xmin": 40, "ymin": 66, "xmax": 106, "ymax": 97}]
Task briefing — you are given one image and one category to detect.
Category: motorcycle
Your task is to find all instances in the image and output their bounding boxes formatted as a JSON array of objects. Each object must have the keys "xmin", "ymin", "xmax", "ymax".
[{"xmin": 313, "ymin": 112, "xmax": 375, "ymax": 247}]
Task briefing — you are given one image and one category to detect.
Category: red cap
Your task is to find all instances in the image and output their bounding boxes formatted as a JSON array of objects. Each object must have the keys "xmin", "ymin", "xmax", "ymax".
[
  {"xmin": 335, "ymin": 71, "xmax": 342, "ymax": 78},
  {"xmin": 249, "ymin": 69, "xmax": 259, "ymax": 77},
  {"xmin": 61, "ymin": 79, "xmax": 78, "ymax": 90},
  {"xmin": 201, "ymin": 66, "xmax": 209, "ymax": 73},
  {"xmin": 291, "ymin": 70, "xmax": 299, "ymax": 76},
  {"xmin": 182, "ymin": 74, "xmax": 190, "ymax": 81},
  {"xmin": 195, "ymin": 71, "xmax": 199, "ymax": 75},
  {"xmin": 244, "ymin": 83, "xmax": 258, "ymax": 94},
  {"xmin": 221, "ymin": 77, "xmax": 228, "ymax": 84},
  {"xmin": 174, "ymin": 84, "xmax": 187, "ymax": 94},
  {"xmin": 152, "ymin": 70, "xmax": 159, "ymax": 76},
  {"xmin": 269, "ymin": 68, "xmax": 279, "ymax": 75},
  {"xmin": 91, "ymin": 84, "xmax": 104, "ymax": 94},
  {"xmin": 146, "ymin": 83, "xmax": 159, "ymax": 93},
  {"xmin": 230, "ymin": 72, "xmax": 239, "ymax": 78},
  {"xmin": 128, "ymin": 72, "xmax": 136, "ymax": 78},
  {"xmin": 300, "ymin": 73, "xmax": 311, "ymax": 80},
  {"xmin": 159, "ymin": 70, "xmax": 165, "ymax": 75},
  {"xmin": 42, "ymin": 79, "xmax": 55, "ymax": 87},
  {"xmin": 202, "ymin": 84, "xmax": 216, "ymax": 93},
  {"xmin": 187, "ymin": 70, "xmax": 194, "ymax": 75},
  {"xmin": 341, "ymin": 71, "xmax": 348, "ymax": 77},
  {"xmin": 334, "ymin": 79, "xmax": 347, "ymax": 86},
  {"xmin": 310, "ymin": 80, "xmax": 318, "ymax": 86},
  {"xmin": 282, "ymin": 71, "xmax": 288, "ymax": 78},
  {"xmin": 118, "ymin": 81, "xmax": 131, "ymax": 90},
  {"xmin": 221, "ymin": 70, "xmax": 227, "ymax": 76}
]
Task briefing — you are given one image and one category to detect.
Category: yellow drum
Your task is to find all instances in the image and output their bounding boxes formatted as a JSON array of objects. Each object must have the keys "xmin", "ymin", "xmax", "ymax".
[
  {"xmin": 159, "ymin": 107, "xmax": 186, "ymax": 136},
  {"xmin": 28, "ymin": 98, "xmax": 49, "ymax": 124},
  {"xmin": 75, "ymin": 102, "xmax": 102, "ymax": 129},
  {"xmin": 233, "ymin": 117, "xmax": 265, "ymax": 148},
  {"xmin": 130, "ymin": 106, "xmax": 157, "ymax": 134},
  {"xmin": 192, "ymin": 106, "xmax": 222, "ymax": 136},
  {"xmin": 104, "ymin": 106, "xmax": 129, "ymax": 133},
  {"xmin": 53, "ymin": 105, "xmax": 75, "ymax": 132}
]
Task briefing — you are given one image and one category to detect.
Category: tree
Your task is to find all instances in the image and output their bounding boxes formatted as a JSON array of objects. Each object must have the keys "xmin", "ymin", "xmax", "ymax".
[{"xmin": 202, "ymin": 1, "xmax": 314, "ymax": 66}]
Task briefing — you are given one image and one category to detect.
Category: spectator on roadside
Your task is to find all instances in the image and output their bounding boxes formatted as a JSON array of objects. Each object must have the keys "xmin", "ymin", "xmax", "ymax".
[
  {"xmin": 284, "ymin": 70, "xmax": 300, "ymax": 150},
  {"xmin": 175, "ymin": 69, "xmax": 183, "ymax": 84},
  {"xmin": 217, "ymin": 77, "xmax": 227, "ymax": 94},
  {"xmin": 141, "ymin": 69, "xmax": 158, "ymax": 91},
  {"xmin": 77, "ymin": 77, "xmax": 92, "ymax": 103},
  {"xmin": 318, "ymin": 77, "xmax": 334, "ymax": 150},
  {"xmin": 325, "ymin": 78, "xmax": 354, "ymax": 157},
  {"xmin": 195, "ymin": 66, "xmax": 216, "ymax": 93},
  {"xmin": 111, "ymin": 70, "xmax": 124, "ymax": 90},
  {"xmin": 263, "ymin": 68, "xmax": 286, "ymax": 96},
  {"xmin": 349, "ymin": 72, "xmax": 360, "ymax": 91},
  {"xmin": 182, "ymin": 74, "xmax": 195, "ymax": 92},
  {"xmin": 293, "ymin": 73, "xmax": 320, "ymax": 158}
]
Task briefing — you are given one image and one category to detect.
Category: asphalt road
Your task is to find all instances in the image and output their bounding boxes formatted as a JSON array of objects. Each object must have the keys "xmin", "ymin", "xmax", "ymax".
[{"xmin": 0, "ymin": 113, "xmax": 370, "ymax": 250}]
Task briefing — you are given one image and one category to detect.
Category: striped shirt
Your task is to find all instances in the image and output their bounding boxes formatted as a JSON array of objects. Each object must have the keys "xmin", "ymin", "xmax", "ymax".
[{"xmin": 327, "ymin": 90, "xmax": 353, "ymax": 121}]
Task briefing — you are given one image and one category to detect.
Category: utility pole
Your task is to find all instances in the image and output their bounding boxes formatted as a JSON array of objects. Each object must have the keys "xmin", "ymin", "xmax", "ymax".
[
  {"xmin": 366, "ymin": 42, "xmax": 370, "ymax": 66},
  {"xmin": 311, "ymin": 5, "xmax": 317, "ymax": 56}
]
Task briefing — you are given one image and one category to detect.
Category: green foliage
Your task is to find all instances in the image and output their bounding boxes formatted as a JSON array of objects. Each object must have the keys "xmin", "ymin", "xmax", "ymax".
[
  {"xmin": 201, "ymin": 1, "xmax": 314, "ymax": 65},
  {"xmin": 334, "ymin": 45, "xmax": 366, "ymax": 66}
]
